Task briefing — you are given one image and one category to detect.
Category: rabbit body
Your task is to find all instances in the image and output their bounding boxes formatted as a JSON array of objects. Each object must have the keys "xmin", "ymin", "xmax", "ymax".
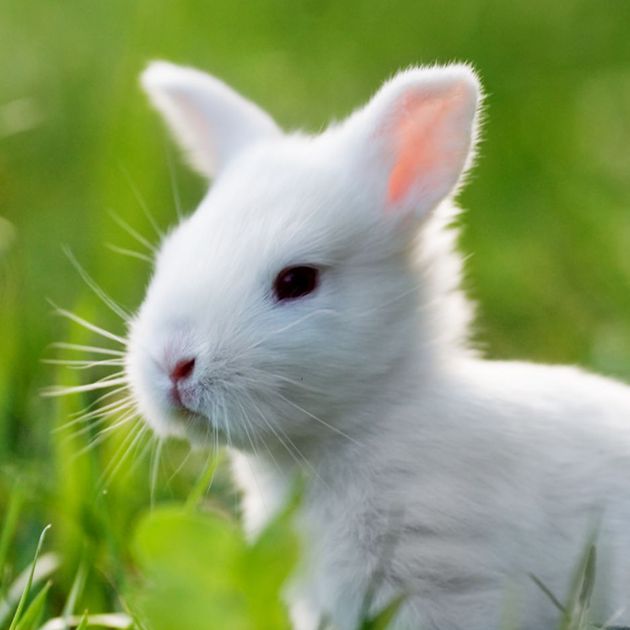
[
  {"xmin": 127, "ymin": 61, "xmax": 630, "ymax": 629},
  {"xmin": 233, "ymin": 352, "xmax": 630, "ymax": 629}
]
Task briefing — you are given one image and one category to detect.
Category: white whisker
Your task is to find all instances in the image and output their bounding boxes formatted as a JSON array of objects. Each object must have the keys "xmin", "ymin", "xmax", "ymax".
[
  {"xmin": 165, "ymin": 144, "xmax": 183, "ymax": 220},
  {"xmin": 235, "ymin": 397, "xmax": 262, "ymax": 460},
  {"xmin": 109, "ymin": 211, "xmax": 157, "ymax": 254},
  {"xmin": 43, "ymin": 376, "xmax": 128, "ymax": 397},
  {"xmin": 275, "ymin": 391, "xmax": 361, "ymax": 447},
  {"xmin": 150, "ymin": 438, "xmax": 164, "ymax": 508},
  {"xmin": 66, "ymin": 385, "xmax": 131, "ymax": 419},
  {"xmin": 70, "ymin": 395, "xmax": 134, "ymax": 423},
  {"xmin": 42, "ymin": 358, "xmax": 125, "ymax": 371},
  {"xmin": 247, "ymin": 395, "xmax": 303, "ymax": 470},
  {"xmin": 219, "ymin": 397, "xmax": 233, "ymax": 452},
  {"xmin": 109, "ymin": 424, "xmax": 153, "ymax": 486},
  {"xmin": 118, "ymin": 164, "xmax": 165, "ymax": 239},
  {"xmin": 65, "ymin": 394, "xmax": 132, "ymax": 423},
  {"xmin": 166, "ymin": 446, "xmax": 194, "ymax": 485},
  {"xmin": 232, "ymin": 308, "xmax": 336, "ymax": 363},
  {"xmin": 106, "ymin": 243, "xmax": 153, "ymax": 264},
  {"xmin": 50, "ymin": 343, "xmax": 125, "ymax": 357},
  {"xmin": 54, "ymin": 397, "xmax": 134, "ymax": 433},
  {"xmin": 66, "ymin": 408, "xmax": 137, "ymax": 444},
  {"xmin": 250, "ymin": 368, "xmax": 324, "ymax": 396},
  {"xmin": 231, "ymin": 396, "xmax": 274, "ymax": 505},
  {"xmin": 247, "ymin": 393, "xmax": 327, "ymax": 486},
  {"xmin": 50, "ymin": 303, "xmax": 127, "ymax": 345},
  {"xmin": 97, "ymin": 421, "xmax": 147, "ymax": 489},
  {"xmin": 128, "ymin": 433, "xmax": 155, "ymax": 480},
  {"xmin": 72, "ymin": 410, "xmax": 138, "ymax": 460},
  {"xmin": 62, "ymin": 247, "xmax": 131, "ymax": 322}
]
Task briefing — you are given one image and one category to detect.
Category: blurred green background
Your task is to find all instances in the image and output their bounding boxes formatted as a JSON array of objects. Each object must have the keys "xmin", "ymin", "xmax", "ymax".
[{"xmin": 1, "ymin": 0, "xmax": 630, "ymax": 625}]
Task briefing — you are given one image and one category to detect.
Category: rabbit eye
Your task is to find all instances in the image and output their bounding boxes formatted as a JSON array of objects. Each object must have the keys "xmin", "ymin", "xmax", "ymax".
[{"xmin": 273, "ymin": 266, "xmax": 320, "ymax": 302}]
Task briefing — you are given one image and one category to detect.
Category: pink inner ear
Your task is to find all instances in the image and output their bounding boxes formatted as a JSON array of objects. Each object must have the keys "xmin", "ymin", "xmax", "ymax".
[{"xmin": 387, "ymin": 87, "xmax": 464, "ymax": 206}]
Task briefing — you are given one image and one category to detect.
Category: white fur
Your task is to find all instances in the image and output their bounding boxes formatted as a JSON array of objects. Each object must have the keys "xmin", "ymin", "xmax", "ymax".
[{"xmin": 127, "ymin": 61, "xmax": 630, "ymax": 629}]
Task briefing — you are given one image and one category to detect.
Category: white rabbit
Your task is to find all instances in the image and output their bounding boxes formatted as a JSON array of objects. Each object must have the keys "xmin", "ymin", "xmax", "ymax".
[{"xmin": 126, "ymin": 61, "xmax": 630, "ymax": 629}]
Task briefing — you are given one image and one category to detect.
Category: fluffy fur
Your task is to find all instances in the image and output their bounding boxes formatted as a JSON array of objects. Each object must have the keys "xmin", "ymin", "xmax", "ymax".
[{"xmin": 126, "ymin": 61, "xmax": 630, "ymax": 629}]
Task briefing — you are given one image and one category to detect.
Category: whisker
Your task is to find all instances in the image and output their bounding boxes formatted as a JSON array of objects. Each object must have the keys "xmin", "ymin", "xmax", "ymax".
[
  {"xmin": 150, "ymin": 438, "xmax": 163, "ymax": 508},
  {"xmin": 127, "ymin": 432, "xmax": 155, "ymax": 480},
  {"xmin": 249, "ymin": 368, "xmax": 324, "ymax": 396},
  {"xmin": 64, "ymin": 393, "xmax": 132, "ymax": 423},
  {"xmin": 238, "ymin": 413, "xmax": 283, "ymax": 502},
  {"xmin": 42, "ymin": 376, "xmax": 128, "ymax": 397},
  {"xmin": 97, "ymin": 421, "xmax": 147, "ymax": 489},
  {"xmin": 235, "ymin": 397, "xmax": 263, "ymax": 461},
  {"xmin": 102, "ymin": 425, "xmax": 152, "ymax": 489},
  {"xmin": 166, "ymin": 446, "xmax": 194, "ymax": 485},
  {"xmin": 49, "ymin": 303, "xmax": 127, "ymax": 345},
  {"xmin": 247, "ymin": 393, "xmax": 327, "ymax": 487},
  {"xmin": 54, "ymin": 397, "xmax": 134, "ymax": 433},
  {"xmin": 106, "ymin": 243, "xmax": 153, "ymax": 264},
  {"xmin": 60, "ymin": 393, "xmax": 134, "ymax": 427},
  {"xmin": 165, "ymin": 144, "xmax": 183, "ymax": 220},
  {"xmin": 351, "ymin": 282, "xmax": 451, "ymax": 322},
  {"xmin": 100, "ymin": 370, "xmax": 127, "ymax": 379},
  {"xmin": 109, "ymin": 211, "xmax": 157, "ymax": 254},
  {"xmin": 66, "ymin": 408, "xmax": 137, "ymax": 444},
  {"xmin": 118, "ymin": 164, "xmax": 164, "ymax": 239},
  {"xmin": 219, "ymin": 397, "xmax": 233, "ymax": 454},
  {"xmin": 233, "ymin": 308, "xmax": 336, "ymax": 361},
  {"xmin": 247, "ymin": 395, "xmax": 304, "ymax": 471},
  {"xmin": 42, "ymin": 358, "xmax": 125, "ymax": 371},
  {"xmin": 62, "ymin": 247, "xmax": 131, "ymax": 322},
  {"xmin": 50, "ymin": 342, "xmax": 125, "ymax": 357},
  {"xmin": 275, "ymin": 391, "xmax": 361, "ymax": 447},
  {"xmin": 212, "ymin": 404, "xmax": 220, "ymax": 476},
  {"xmin": 69, "ymin": 394, "xmax": 134, "ymax": 423},
  {"xmin": 72, "ymin": 410, "xmax": 138, "ymax": 460},
  {"xmin": 65, "ymin": 385, "xmax": 130, "ymax": 420},
  {"xmin": 97, "ymin": 420, "xmax": 143, "ymax": 470}
]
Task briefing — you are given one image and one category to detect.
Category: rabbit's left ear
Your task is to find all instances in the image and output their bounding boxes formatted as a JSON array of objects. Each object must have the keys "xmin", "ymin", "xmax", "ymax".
[
  {"xmin": 343, "ymin": 65, "xmax": 481, "ymax": 220},
  {"xmin": 141, "ymin": 61, "xmax": 281, "ymax": 178}
]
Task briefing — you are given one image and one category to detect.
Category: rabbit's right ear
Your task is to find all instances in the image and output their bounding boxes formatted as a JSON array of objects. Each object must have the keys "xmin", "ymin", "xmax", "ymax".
[
  {"xmin": 141, "ymin": 61, "xmax": 281, "ymax": 178},
  {"xmin": 339, "ymin": 65, "xmax": 480, "ymax": 224}
]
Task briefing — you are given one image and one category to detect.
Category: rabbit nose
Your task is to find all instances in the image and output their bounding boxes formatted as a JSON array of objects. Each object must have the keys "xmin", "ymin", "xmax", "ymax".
[{"xmin": 170, "ymin": 357, "xmax": 196, "ymax": 383}]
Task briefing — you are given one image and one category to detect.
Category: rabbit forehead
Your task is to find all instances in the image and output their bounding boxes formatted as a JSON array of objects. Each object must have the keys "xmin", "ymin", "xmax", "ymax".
[{"xmin": 179, "ymin": 138, "xmax": 370, "ymax": 262}]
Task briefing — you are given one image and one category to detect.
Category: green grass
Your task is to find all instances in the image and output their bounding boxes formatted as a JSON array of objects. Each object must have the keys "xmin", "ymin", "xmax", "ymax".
[{"xmin": 1, "ymin": 0, "xmax": 630, "ymax": 627}]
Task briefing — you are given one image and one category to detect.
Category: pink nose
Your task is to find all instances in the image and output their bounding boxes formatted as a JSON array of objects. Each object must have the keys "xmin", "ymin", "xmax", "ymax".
[{"xmin": 170, "ymin": 357, "xmax": 196, "ymax": 383}]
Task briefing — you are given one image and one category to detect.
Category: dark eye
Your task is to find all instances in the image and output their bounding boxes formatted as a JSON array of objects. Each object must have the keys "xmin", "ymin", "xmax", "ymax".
[{"xmin": 273, "ymin": 266, "xmax": 320, "ymax": 302}]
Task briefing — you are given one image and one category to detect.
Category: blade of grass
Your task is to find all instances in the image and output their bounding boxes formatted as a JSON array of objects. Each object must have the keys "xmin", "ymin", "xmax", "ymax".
[
  {"xmin": 8, "ymin": 524, "xmax": 51, "ymax": 630},
  {"xmin": 0, "ymin": 486, "xmax": 24, "ymax": 597},
  {"xmin": 530, "ymin": 573, "xmax": 565, "ymax": 614},
  {"xmin": 61, "ymin": 558, "xmax": 88, "ymax": 627},
  {"xmin": 574, "ymin": 545, "xmax": 597, "ymax": 629},
  {"xmin": 185, "ymin": 451, "xmax": 224, "ymax": 511},
  {"xmin": 558, "ymin": 541, "xmax": 598, "ymax": 630},
  {"xmin": 0, "ymin": 553, "xmax": 59, "ymax": 627},
  {"xmin": 14, "ymin": 580, "xmax": 51, "ymax": 630},
  {"xmin": 360, "ymin": 594, "xmax": 405, "ymax": 630}
]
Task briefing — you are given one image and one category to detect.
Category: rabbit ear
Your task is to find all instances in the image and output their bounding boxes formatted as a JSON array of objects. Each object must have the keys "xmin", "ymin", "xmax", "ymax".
[
  {"xmin": 141, "ymin": 61, "xmax": 281, "ymax": 177},
  {"xmin": 343, "ymin": 65, "xmax": 481, "ymax": 220}
]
